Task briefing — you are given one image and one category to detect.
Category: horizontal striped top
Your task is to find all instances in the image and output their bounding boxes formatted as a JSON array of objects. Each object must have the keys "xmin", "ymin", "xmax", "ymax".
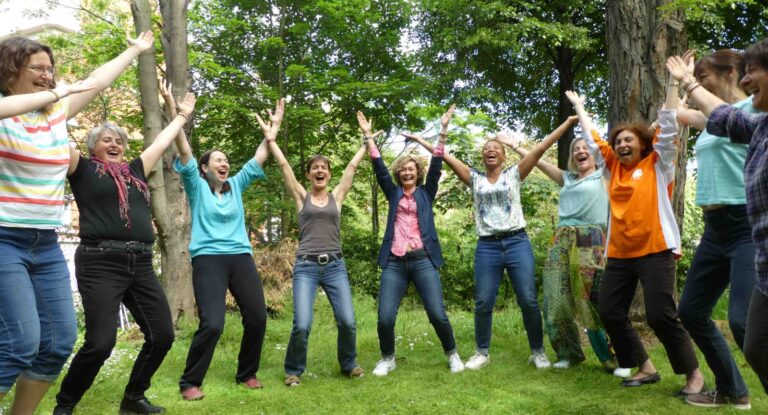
[{"xmin": 0, "ymin": 94, "xmax": 70, "ymax": 229}]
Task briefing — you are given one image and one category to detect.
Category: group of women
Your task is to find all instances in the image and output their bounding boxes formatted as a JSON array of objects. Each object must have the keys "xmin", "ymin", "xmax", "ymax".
[{"xmin": 1, "ymin": 29, "xmax": 767, "ymax": 415}]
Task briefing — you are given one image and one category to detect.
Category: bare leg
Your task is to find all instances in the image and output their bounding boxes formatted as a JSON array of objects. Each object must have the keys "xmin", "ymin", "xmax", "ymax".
[
  {"xmin": 682, "ymin": 367, "xmax": 705, "ymax": 394},
  {"xmin": 628, "ymin": 358, "xmax": 658, "ymax": 380},
  {"xmin": 10, "ymin": 377, "xmax": 52, "ymax": 415}
]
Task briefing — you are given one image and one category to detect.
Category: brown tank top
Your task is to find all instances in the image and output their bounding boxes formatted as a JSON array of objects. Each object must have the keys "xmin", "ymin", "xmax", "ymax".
[{"xmin": 296, "ymin": 193, "xmax": 341, "ymax": 256}]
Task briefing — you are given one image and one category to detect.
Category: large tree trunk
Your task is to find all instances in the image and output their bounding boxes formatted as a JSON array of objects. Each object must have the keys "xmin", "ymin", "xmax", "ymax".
[
  {"xmin": 606, "ymin": 0, "xmax": 687, "ymax": 319},
  {"xmin": 555, "ymin": 46, "xmax": 576, "ymax": 169},
  {"xmin": 132, "ymin": 0, "xmax": 195, "ymax": 324}
]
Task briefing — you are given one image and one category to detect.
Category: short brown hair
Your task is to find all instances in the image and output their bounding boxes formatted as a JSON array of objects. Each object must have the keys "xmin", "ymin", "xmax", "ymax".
[
  {"xmin": 607, "ymin": 123, "xmax": 655, "ymax": 160},
  {"xmin": 390, "ymin": 155, "xmax": 426, "ymax": 187},
  {"xmin": 744, "ymin": 38, "xmax": 768, "ymax": 72},
  {"xmin": 305, "ymin": 154, "xmax": 330, "ymax": 174},
  {"xmin": 694, "ymin": 49, "xmax": 744, "ymax": 84},
  {"xmin": 0, "ymin": 37, "xmax": 56, "ymax": 96}
]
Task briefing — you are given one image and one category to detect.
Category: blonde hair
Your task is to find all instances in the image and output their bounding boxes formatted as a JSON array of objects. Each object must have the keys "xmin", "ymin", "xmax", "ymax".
[{"xmin": 390, "ymin": 155, "xmax": 426, "ymax": 187}]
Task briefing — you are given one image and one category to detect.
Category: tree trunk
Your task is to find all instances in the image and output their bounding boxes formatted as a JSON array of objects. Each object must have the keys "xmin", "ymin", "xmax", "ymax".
[
  {"xmin": 132, "ymin": 0, "xmax": 196, "ymax": 324},
  {"xmin": 606, "ymin": 0, "xmax": 687, "ymax": 319},
  {"xmin": 555, "ymin": 46, "xmax": 576, "ymax": 169}
]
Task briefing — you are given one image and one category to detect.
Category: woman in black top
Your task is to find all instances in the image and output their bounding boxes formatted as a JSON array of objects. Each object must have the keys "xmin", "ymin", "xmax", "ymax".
[{"xmin": 53, "ymin": 88, "xmax": 195, "ymax": 415}]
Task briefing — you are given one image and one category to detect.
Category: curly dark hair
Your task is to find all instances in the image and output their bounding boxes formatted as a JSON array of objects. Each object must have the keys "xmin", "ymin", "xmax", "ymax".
[
  {"xmin": 607, "ymin": 123, "xmax": 655, "ymax": 160},
  {"xmin": 198, "ymin": 149, "xmax": 232, "ymax": 194},
  {"xmin": 0, "ymin": 37, "xmax": 55, "ymax": 96}
]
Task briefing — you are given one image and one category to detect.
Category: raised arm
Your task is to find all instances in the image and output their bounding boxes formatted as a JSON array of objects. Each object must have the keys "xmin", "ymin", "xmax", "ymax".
[
  {"xmin": 0, "ymin": 81, "xmax": 94, "ymax": 119},
  {"xmin": 566, "ymin": 90, "xmax": 598, "ymax": 137},
  {"xmin": 332, "ymin": 142, "xmax": 369, "ymax": 207},
  {"xmin": 159, "ymin": 81, "xmax": 193, "ymax": 165},
  {"xmin": 667, "ymin": 51, "xmax": 725, "ymax": 117},
  {"xmin": 68, "ymin": 32, "xmax": 154, "ymax": 118},
  {"xmin": 496, "ymin": 129, "xmax": 565, "ymax": 186},
  {"xmin": 256, "ymin": 99, "xmax": 303, "ymax": 209},
  {"xmin": 140, "ymin": 92, "xmax": 196, "ymax": 177},
  {"xmin": 515, "ymin": 116, "xmax": 578, "ymax": 181}
]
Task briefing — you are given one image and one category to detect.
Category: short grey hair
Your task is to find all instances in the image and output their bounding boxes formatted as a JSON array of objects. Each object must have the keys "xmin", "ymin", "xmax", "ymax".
[
  {"xmin": 566, "ymin": 137, "xmax": 598, "ymax": 173},
  {"xmin": 86, "ymin": 122, "xmax": 129, "ymax": 154}
]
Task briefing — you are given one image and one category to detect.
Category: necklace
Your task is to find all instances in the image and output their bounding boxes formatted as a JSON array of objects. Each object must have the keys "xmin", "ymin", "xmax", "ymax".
[{"xmin": 311, "ymin": 191, "xmax": 329, "ymax": 206}]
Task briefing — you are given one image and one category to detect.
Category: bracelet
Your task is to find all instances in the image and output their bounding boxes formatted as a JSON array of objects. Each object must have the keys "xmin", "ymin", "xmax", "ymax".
[
  {"xmin": 681, "ymin": 77, "xmax": 696, "ymax": 91},
  {"xmin": 687, "ymin": 83, "xmax": 703, "ymax": 95},
  {"xmin": 49, "ymin": 90, "xmax": 60, "ymax": 102},
  {"xmin": 178, "ymin": 113, "xmax": 189, "ymax": 120},
  {"xmin": 667, "ymin": 81, "xmax": 679, "ymax": 87},
  {"xmin": 266, "ymin": 138, "xmax": 276, "ymax": 142},
  {"xmin": 512, "ymin": 145, "xmax": 520, "ymax": 151}
]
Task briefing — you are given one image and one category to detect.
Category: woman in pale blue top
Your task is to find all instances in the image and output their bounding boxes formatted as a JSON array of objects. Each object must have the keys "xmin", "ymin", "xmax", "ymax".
[
  {"xmin": 174, "ymin": 102, "xmax": 273, "ymax": 399},
  {"xmin": 676, "ymin": 49, "xmax": 761, "ymax": 407},
  {"xmin": 508, "ymin": 123, "xmax": 620, "ymax": 374}
]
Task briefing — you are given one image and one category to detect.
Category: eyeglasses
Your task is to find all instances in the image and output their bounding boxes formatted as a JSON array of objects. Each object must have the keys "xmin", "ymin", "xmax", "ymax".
[{"xmin": 26, "ymin": 65, "xmax": 55, "ymax": 75}]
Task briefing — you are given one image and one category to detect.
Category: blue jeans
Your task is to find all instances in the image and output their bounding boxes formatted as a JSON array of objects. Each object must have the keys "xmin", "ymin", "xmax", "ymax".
[
  {"xmin": 679, "ymin": 205, "xmax": 755, "ymax": 397},
  {"xmin": 284, "ymin": 258, "xmax": 357, "ymax": 375},
  {"xmin": 0, "ymin": 226, "xmax": 77, "ymax": 393},
  {"xmin": 377, "ymin": 255, "xmax": 456, "ymax": 357},
  {"xmin": 474, "ymin": 231, "xmax": 544, "ymax": 354}
]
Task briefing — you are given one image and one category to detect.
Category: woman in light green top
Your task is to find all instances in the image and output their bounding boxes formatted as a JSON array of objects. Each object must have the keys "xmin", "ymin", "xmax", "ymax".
[{"xmin": 504, "ymin": 123, "xmax": 620, "ymax": 374}]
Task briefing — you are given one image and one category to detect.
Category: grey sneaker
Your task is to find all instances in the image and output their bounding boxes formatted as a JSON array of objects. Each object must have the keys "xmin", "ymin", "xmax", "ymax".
[
  {"xmin": 685, "ymin": 390, "xmax": 751, "ymax": 410},
  {"xmin": 284, "ymin": 375, "xmax": 301, "ymax": 387},
  {"xmin": 464, "ymin": 352, "xmax": 489, "ymax": 370}
]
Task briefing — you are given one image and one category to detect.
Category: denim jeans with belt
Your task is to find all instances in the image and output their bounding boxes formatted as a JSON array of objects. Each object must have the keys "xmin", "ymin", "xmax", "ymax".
[
  {"xmin": 0, "ymin": 226, "xmax": 77, "ymax": 393},
  {"xmin": 284, "ymin": 258, "xmax": 357, "ymax": 375},
  {"xmin": 678, "ymin": 205, "xmax": 755, "ymax": 397},
  {"xmin": 377, "ymin": 253, "xmax": 456, "ymax": 357},
  {"xmin": 474, "ymin": 231, "xmax": 544, "ymax": 354}
]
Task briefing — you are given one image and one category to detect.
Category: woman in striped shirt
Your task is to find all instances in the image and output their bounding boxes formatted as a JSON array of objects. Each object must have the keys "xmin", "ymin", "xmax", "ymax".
[{"xmin": 0, "ymin": 32, "xmax": 153, "ymax": 413}]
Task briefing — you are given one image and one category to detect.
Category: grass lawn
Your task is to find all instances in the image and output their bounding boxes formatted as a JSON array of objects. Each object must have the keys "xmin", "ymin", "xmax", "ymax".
[{"xmin": 3, "ymin": 294, "xmax": 764, "ymax": 414}]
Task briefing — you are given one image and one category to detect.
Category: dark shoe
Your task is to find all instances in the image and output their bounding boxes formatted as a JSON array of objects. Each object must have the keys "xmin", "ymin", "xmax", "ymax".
[
  {"xmin": 620, "ymin": 372, "xmax": 661, "ymax": 387},
  {"xmin": 119, "ymin": 397, "xmax": 166, "ymax": 414},
  {"xmin": 685, "ymin": 389, "xmax": 751, "ymax": 410},
  {"xmin": 181, "ymin": 386, "xmax": 205, "ymax": 401},
  {"xmin": 52, "ymin": 405, "xmax": 74, "ymax": 415},
  {"xmin": 674, "ymin": 384, "xmax": 706, "ymax": 398},
  {"xmin": 284, "ymin": 375, "xmax": 301, "ymax": 387},
  {"xmin": 241, "ymin": 377, "xmax": 264, "ymax": 389}
]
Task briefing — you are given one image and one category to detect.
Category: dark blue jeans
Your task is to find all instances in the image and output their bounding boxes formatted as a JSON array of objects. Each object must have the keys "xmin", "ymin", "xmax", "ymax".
[
  {"xmin": 474, "ymin": 231, "xmax": 544, "ymax": 354},
  {"xmin": 679, "ymin": 205, "xmax": 755, "ymax": 397},
  {"xmin": 284, "ymin": 258, "xmax": 357, "ymax": 375},
  {"xmin": 744, "ymin": 288, "xmax": 768, "ymax": 394},
  {"xmin": 377, "ymin": 255, "xmax": 456, "ymax": 357},
  {"xmin": 0, "ymin": 226, "xmax": 77, "ymax": 393}
]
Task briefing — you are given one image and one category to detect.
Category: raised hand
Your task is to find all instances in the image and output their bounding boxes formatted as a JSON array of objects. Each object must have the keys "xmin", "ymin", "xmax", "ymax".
[
  {"xmin": 565, "ymin": 90, "xmax": 585, "ymax": 109},
  {"xmin": 53, "ymin": 79, "xmax": 96, "ymax": 98},
  {"xmin": 440, "ymin": 104, "xmax": 456, "ymax": 131},
  {"xmin": 254, "ymin": 98, "xmax": 285, "ymax": 140},
  {"xmin": 494, "ymin": 132, "xmax": 518, "ymax": 149},
  {"xmin": 567, "ymin": 115, "xmax": 579, "ymax": 124},
  {"xmin": 177, "ymin": 93, "xmax": 196, "ymax": 118},
  {"xmin": 159, "ymin": 80, "xmax": 177, "ymax": 116},
  {"xmin": 128, "ymin": 31, "xmax": 154, "ymax": 53},
  {"xmin": 666, "ymin": 54, "xmax": 695, "ymax": 82},
  {"xmin": 356, "ymin": 111, "xmax": 373, "ymax": 136}
]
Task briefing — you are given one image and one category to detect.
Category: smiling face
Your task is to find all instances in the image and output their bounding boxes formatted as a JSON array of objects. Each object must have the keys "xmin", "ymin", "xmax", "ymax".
[
  {"xmin": 570, "ymin": 139, "xmax": 596, "ymax": 175},
  {"xmin": 91, "ymin": 130, "xmax": 126, "ymax": 163},
  {"xmin": 613, "ymin": 130, "xmax": 645, "ymax": 167},
  {"xmin": 482, "ymin": 139, "xmax": 507, "ymax": 169},
  {"xmin": 396, "ymin": 161, "xmax": 419, "ymax": 191},
  {"xmin": 202, "ymin": 151, "xmax": 230, "ymax": 186},
  {"xmin": 10, "ymin": 51, "xmax": 54, "ymax": 95},
  {"xmin": 741, "ymin": 63, "xmax": 768, "ymax": 111},
  {"xmin": 306, "ymin": 159, "xmax": 331, "ymax": 190}
]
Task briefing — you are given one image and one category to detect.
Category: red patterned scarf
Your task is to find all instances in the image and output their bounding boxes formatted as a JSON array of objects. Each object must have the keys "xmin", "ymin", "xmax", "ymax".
[{"xmin": 91, "ymin": 157, "xmax": 150, "ymax": 229}]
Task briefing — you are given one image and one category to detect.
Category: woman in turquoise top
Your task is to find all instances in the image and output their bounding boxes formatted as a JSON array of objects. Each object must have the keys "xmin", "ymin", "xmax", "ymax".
[
  {"xmin": 173, "ymin": 100, "xmax": 272, "ymax": 400},
  {"xmin": 676, "ymin": 49, "xmax": 760, "ymax": 408},
  {"xmin": 503, "ymin": 122, "xmax": 620, "ymax": 374}
]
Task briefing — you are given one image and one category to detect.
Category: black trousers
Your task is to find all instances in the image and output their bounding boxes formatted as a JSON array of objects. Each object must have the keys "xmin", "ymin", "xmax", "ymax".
[
  {"xmin": 56, "ymin": 245, "xmax": 174, "ymax": 407},
  {"xmin": 744, "ymin": 288, "xmax": 768, "ymax": 394},
  {"xmin": 598, "ymin": 250, "xmax": 699, "ymax": 374},
  {"xmin": 179, "ymin": 254, "xmax": 267, "ymax": 390}
]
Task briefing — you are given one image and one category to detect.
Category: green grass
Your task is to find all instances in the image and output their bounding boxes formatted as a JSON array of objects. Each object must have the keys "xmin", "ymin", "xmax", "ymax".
[{"xmin": 3, "ymin": 294, "xmax": 764, "ymax": 414}]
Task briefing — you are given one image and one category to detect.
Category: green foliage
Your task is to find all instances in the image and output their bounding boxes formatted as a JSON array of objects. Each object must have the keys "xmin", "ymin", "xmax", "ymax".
[
  {"xmin": 676, "ymin": 175, "xmax": 705, "ymax": 288},
  {"xmin": 667, "ymin": 0, "xmax": 768, "ymax": 51}
]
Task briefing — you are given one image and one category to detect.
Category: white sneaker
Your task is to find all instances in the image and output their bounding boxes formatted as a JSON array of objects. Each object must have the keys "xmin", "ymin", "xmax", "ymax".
[
  {"xmin": 553, "ymin": 359, "xmax": 571, "ymax": 369},
  {"xmin": 464, "ymin": 352, "xmax": 490, "ymax": 370},
  {"xmin": 448, "ymin": 352, "xmax": 464, "ymax": 373},
  {"xmin": 372, "ymin": 357, "xmax": 396, "ymax": 377},
  {"xmin": 613, "ymin": 367, "xmax": 631, "ymax": 378},
  {"xmin": 529, "ymin": 352, "xmax": 552, "ymax": 369}
]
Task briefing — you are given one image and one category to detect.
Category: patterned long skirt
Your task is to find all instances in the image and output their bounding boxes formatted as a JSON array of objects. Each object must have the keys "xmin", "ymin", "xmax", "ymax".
[{"xmin": 543, "ymin": 225, "xmax": 615, "ymax": 365}]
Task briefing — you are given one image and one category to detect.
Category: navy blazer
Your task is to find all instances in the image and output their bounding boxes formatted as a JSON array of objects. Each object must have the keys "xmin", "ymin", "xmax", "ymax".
[{"xmin": 372, "ymin": 154, "xmax": 444, "ymax": 268}]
